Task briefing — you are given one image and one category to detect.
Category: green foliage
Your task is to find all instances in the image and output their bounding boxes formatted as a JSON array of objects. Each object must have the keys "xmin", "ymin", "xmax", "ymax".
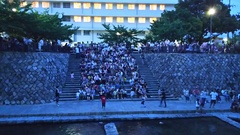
[
  {"xmin": 99, "ymin": 23, "xmax": 143, "ymax": 44},
  {"xmin": 0, "ymin": 0, "xmax": 78, "ymax": 42},
  {"xmin": 148, "ymin": 0, "xmax": 239, "ymax": 43}
]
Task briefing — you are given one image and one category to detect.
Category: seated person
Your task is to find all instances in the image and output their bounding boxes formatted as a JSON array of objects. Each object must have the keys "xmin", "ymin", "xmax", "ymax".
[{"xmin": 230, "ymin": 100, "xmax": 239, "ymax": 112}]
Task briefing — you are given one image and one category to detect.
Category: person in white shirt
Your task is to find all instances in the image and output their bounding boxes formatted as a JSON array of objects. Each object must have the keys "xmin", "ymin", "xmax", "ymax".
[{"xmin": 209, "ymin": 90, "xmax": 218, "ymax": 108}]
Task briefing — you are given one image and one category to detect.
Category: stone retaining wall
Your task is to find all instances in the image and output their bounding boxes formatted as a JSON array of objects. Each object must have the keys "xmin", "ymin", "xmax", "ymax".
[
  {"xmin": 0, "ymin": 52, "xmax": 69, "ymax": 105},
  {"xmin": 145, "ymin": 53, "xmax": 240, "ymax": 97}
]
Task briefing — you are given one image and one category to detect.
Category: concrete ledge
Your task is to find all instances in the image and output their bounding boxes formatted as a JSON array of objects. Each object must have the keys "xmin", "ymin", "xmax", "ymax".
[{"xmin": 0, "ymin": 109, "xmax": 231, "ymax": 118}]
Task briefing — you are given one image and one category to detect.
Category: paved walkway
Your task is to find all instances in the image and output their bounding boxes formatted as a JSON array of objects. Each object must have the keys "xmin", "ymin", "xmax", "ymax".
[{"xmin": 0, "ymin": 100, "xmax": 239, "ymax": 128}]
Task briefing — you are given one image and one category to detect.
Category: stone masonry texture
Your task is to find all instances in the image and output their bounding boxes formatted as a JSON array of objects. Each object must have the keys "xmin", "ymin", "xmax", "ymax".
[
  {"xmin": 145, "ymin": 53, "xmax": 240, "ymax": 97},
  {"xmin": 0, "ymin": 52, "xmax": 69, "ymax": 105}
]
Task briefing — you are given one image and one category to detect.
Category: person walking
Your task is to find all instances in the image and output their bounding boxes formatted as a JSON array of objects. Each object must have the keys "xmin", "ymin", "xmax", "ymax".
[
  {"xmin": 100, "ymin": 94, "xmax": 106, "ymax": 109},
  {"xmin": 159, "ymin": 89, "xmax": 167, "ymax": 107},
  {"xmin": 209, "ymin": 89, "xmax": 218, "ymax": 108},
  {"xmin": 55, "ymin": 86, "xmax": 60, "ymax": 106}
]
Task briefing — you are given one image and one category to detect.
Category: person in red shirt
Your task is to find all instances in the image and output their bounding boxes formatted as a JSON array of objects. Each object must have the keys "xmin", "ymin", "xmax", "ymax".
[{"xmin": 101, "ymin": 95, "xmax": 106, "ymax": 109}]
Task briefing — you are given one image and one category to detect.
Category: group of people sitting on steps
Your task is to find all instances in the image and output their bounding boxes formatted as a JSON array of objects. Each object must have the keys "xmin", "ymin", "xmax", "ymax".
[{"xmin": 74, "ymin": 43, "xmax": 148, "ymax": 100}]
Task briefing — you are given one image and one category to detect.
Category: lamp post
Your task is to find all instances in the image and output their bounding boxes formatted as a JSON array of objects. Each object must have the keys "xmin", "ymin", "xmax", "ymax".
[{"xmin": 208, "ymin": 8, "xmax": 215, "ymax": 44}]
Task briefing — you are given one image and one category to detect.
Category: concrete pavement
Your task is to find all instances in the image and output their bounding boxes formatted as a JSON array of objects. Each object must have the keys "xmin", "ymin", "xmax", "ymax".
[{"xmin": 0, "ymin": 99, "xmax": 239, "ymax": 129}]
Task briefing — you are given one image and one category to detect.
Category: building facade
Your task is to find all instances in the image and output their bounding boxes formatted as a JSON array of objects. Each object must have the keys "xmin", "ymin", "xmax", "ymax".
[{"xmin": 24, "ymin": 0, "xmax": 178, "ymax": 43}]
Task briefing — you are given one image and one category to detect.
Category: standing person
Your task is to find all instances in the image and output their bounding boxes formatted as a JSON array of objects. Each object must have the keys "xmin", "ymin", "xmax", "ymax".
[
  {"xmin": 100, "ymin": 94, "xmax": 106, "ymax": 109},
  {"xmin": 55, "ymin": 86, "xmax": 60, "ymax": 106},
  {"xmin": 75, "ymin": 46, "xmax": 80, "ymax": 58},
  {"xmin": 158, "ymin": 86, "xmax": 161, "ymax": 98},
  {"xmin": 200, "ymin": 90, "xmax": 207, "ymax": 108},
  {"xmin": 70, "ymin": 72, "xmax": 74, "ymax": 82},
  {"xmin": 209, "ymin": 89, "xmax": 218, "ymax": 108},
  {"xmin": 195, "ymin": 98, "xmax": 200, "ymax": 113},
  {"xmin": 159, "ymin": 89, "xmax": 167, "ymax": 107},
  {"xmin": 141, "ymin": 94, "xmax": 147, "ymax": 108}
]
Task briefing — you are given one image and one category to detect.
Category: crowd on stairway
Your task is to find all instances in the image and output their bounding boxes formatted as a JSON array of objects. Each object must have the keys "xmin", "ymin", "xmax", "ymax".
[{"xmin": 74, "ymin": 42, "xmax": 148, "ymax": 100}]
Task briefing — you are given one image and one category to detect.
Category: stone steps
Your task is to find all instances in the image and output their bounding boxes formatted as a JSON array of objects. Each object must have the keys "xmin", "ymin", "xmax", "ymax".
[{"xmin": 132, "ymin": 52, "xmax": 175, "ymax": 99}]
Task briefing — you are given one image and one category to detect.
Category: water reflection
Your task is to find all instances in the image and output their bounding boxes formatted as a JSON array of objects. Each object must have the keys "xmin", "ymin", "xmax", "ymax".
[
  {"xmin": 116, "ymin": 117, "xmax": 240, "ymax": 135},
  {"xmin": 0, "ymin": 122, "xmax": 105, "ymax": 135},
  {"xmin": 0, "ymin": 117, "xmax": 239, "ymax": 135}
]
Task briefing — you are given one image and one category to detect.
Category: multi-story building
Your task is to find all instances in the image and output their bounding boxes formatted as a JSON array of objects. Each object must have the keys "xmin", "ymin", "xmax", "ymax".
[{"xmin": 24, "ymin": 0, "xmax": 178, "ymax": 43}]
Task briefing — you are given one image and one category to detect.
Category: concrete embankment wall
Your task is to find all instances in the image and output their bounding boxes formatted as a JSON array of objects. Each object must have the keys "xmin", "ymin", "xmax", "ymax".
[
  {"xmin": 0, "ymin": 52, "xmax": 69, "ymax": 105},
  {"xmin": 145, "ymin": 53, "xmax": 240, "ymax": 97}
]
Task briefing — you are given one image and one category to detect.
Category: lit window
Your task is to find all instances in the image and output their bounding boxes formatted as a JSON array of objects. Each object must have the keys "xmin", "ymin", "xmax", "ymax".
[
  {"xmin": 84, "ymin": 30, "xmax": 91, "ymax": 36},
  {"xmin": 74, "ymin": 16, "xmax": 82, "ymax": 22},
  {"xmin": 31, "ymin": 2, "xmax": 39, "ymax": 8},
  {"xmin": 117, "ymin": 4, "xmax": 123, "ymax": 9},
  {"xmin": 149, "ymin": 18, "xmax": 157, "ymax": 23},
  {"xmin": 63, "ymin": 2, "xmax": 70, "ymax": 8},
  {"xmin": 138, "ymin": 4, "xmax": 146, "ymax": 10},
  {"xmin": 160, "ymin": 4, "xmax": 165, "ymax": 10},
  {"xmin": 128, "ymin": 4, "xmax": 135, "ymax": 10},
  {"xmin": 94, "ymin": 3, "xmax": 101, "ymax": 9},
  {"xmin": 20, "ymin": 1, "xmax": 27, "ymax": 7},
  {"xmin": 116, "ymin": 17, "xmax": 124, "ymax": 23},
  {"xmin": 42, "ymin": 2, "xmax": 50, "ymax": 8},
  {"xmin": 128, "ymin": 17, "xmax": 135, "ymax": 23},
  {"xmin": 83, "ymin": 16, "xmax": 91, "ymax": 22},
  {"xmin": 105, "ymin": 3, "xmax": 113, "ymax": 9},
  {"xmin": 83, "ymin": 3, "xmax": 91, "ymax": 9},
  {"xmin": 138, "ymin": 17, "xmax": 146, "ymax": 23},
  {"xmin": 150, "ymin": 4, "xmax": 157, "ymax": 10},
  {"xmin": 53, "ymin": 2, "xmax": 61, "ymax": 8},
  {"xmin": 74, "ymin": 3, "xmax": 81, "ymax": 8},
  {"xmin": 94, "ymin": 17, "xmax": 102, "ymax": 22},
  {"xmin": 62, "ymin": 16, "xmax": 71, "ymax": 22},
  {"xmin": 106, "ymin": 17, "xmax": 113, "ymax": 23}
]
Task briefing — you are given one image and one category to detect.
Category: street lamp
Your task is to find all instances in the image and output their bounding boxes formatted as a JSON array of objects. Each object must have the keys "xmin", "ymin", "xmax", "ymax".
[{"xmin": 208, "ymin": 8, "xmax": 216, "ymax": 44}]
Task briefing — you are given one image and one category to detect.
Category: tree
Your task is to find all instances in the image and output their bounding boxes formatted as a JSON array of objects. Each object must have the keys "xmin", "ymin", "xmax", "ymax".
[
  {"xmin": 148, "ymin": 8, "xmax": 202, "ymax": 43},
  {"xmin": 0, "ymin": 0, "xmax": 78, "ymax": 42},
  {"xmin": 148, "ymin": 0, "xmax": 239, "ymax": 43},
  {"xmin": 177, "ymin": 0, "xmax": 239, "ymax": 42},
  {"xmin": 99, "ymin": 23, "xmax": 144, "ymax": 45}
]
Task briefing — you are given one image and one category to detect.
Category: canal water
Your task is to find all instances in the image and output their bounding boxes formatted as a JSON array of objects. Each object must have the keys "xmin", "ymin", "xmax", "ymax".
[{"xmin": 0, "ymin": 117, "xmax": 239, "ymax": 135}]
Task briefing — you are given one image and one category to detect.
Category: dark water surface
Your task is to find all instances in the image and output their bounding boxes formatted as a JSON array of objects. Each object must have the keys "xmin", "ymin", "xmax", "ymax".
[
  {"xmin": 116, "ymin": 117, "xmax": 240, "ymax": 135},
  {"xmin": 0, "ymin": 122, "xmax": 105, "ymax": 135},
  {"xmin": 0, "ymin": 117, "xmax": 239, "ymax": 135}
]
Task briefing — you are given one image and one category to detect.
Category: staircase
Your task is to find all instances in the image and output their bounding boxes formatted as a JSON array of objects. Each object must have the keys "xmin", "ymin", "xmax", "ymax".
[
  {"xmin": 132, "ymin": 52, "xmax": 177, "ymax": 100},
  {"xmin": 60, "ymin": 54, "xmax": 83, "ymax": 101},
  {"xmin": 60, "ymin": 52, "xmax": 177, "ymax": 101}
]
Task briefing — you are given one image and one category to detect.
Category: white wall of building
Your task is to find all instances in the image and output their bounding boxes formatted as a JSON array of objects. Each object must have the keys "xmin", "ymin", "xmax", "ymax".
[{"xmin": 25, "ymin": 0, "xmax": 178, "ymax": 43}]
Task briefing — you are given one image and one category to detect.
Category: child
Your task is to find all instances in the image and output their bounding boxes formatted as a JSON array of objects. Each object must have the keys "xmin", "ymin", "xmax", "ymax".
[
  {"xmin": 101, "ymin": 95, "xmax": 106, "ymax": 109},
  {"xmin": 76, "ymin": 91, "xmax": 80, "ymax": 100},
  {"xmin": 130, "ymin": 90, "xmax": 135, "ymax": 100},
  {"xmin": 70, "ymin": 72, "xmax": 74, "ymax": 82},
  {"xmin": 196, "ymin": 98, "xmax": 200, "ymax": 113},
  {"xmin": 141, "ymin": 94, "xmax": 147, "ymax": 108}
]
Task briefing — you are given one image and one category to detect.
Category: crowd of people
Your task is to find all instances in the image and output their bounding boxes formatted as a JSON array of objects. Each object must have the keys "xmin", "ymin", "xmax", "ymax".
[
  {"xmin": 183, "ymin": 88, "xmax": 240, "ymax": 113},
  {"xmin": 0, "ymin": 37, "xmax": 71, "ymax": 53},
  {"xmin": 136, "ymin": 40, "xmax": 238, "ymax": 54},
  {"xmin": 74, "ymin": 42, "xmax": 148, "ymax": 101}
]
